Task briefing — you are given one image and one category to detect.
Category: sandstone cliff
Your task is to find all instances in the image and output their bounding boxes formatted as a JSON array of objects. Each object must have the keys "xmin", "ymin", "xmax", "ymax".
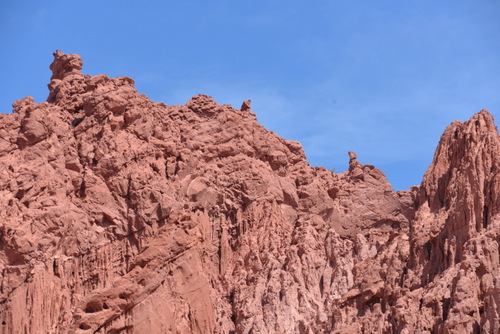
[{"xmin": 0, "ymin": 51, "xmax": 498, "ymax": 333}]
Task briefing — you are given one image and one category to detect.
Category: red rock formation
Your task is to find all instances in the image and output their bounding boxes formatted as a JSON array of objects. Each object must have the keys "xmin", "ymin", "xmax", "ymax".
[{"xmin": 0, "ymin": 51, "xmax": 498, "ymax": 333}]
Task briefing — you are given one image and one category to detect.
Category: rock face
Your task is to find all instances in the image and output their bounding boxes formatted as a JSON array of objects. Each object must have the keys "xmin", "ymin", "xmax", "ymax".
[{"xmin": 0, "ymin": 51, "xmax": 498, "ymax": 333}]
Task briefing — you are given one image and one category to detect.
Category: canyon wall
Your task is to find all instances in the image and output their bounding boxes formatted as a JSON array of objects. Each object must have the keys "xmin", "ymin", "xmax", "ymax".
[{"xmin": 0, "ymin": 51, "xmax": 498, "ymax": 333}]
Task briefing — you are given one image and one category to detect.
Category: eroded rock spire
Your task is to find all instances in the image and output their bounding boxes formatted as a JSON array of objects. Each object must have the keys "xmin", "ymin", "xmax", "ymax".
[{"xmin": 49, "ymin": 50, "xmax": 83, "ymax": 81}]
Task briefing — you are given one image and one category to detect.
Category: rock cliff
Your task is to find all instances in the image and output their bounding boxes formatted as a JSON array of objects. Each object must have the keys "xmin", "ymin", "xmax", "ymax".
[{"xmin": 0, "ymin": 51, "xmax": 498, "ymax": 333}]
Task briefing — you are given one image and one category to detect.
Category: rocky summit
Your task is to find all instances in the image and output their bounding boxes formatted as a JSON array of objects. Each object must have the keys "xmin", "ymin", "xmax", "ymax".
[{"xmin": 0, "ymin": 51, "xmax": 498, "ymax": 334}]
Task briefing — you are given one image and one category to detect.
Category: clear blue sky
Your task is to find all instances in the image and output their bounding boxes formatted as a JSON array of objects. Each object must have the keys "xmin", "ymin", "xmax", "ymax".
[{"xmin": 1, "ymin": 1, "xmax": 499, "ymax": 190}]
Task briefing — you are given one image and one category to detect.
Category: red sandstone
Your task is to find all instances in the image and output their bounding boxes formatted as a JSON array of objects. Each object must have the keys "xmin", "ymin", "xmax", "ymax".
[{"xmin": 0, "ymin": 51, "xmax": 498, "ymax": 333}]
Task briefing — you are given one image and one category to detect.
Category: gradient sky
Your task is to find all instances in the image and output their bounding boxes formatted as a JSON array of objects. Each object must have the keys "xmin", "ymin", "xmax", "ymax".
[{"xmin": 1, "ymin": 0, "xmax": 499, "ymax": 190}]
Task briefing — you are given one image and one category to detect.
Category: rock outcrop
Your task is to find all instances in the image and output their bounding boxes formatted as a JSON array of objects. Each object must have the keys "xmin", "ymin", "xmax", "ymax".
[{"xmin": 0, "ymin": 51, "xmax": 498, "ymax": 333}]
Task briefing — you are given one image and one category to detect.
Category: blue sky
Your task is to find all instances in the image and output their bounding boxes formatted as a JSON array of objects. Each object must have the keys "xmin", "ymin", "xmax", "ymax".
[{"xmin": 1, "ymin": 1, "xmax": 499, "ymax": 190}]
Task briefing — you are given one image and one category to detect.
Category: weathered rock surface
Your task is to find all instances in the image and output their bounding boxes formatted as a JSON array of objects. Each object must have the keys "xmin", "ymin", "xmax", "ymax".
[{"xmin": 0, "ymin": 51, "xmax": 498, "ymax": 333}]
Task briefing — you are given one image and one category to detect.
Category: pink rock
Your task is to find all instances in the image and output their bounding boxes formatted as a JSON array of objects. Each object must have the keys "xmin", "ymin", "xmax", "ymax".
[{"xmin": 0, "ymin": 52, "xmax": 498, "ymax": 333}]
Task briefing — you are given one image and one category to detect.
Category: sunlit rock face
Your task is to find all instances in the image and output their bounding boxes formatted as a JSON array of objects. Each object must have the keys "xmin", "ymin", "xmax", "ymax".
[{"xmin": 0, "ymin": 51, "xmax": 498, "ymax": 334}]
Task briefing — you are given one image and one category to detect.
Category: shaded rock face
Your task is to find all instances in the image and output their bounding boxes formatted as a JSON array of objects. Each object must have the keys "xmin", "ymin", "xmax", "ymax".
[{"xmin": 0, "ymin": 51, "xmax": 498, "ymax": 334}]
